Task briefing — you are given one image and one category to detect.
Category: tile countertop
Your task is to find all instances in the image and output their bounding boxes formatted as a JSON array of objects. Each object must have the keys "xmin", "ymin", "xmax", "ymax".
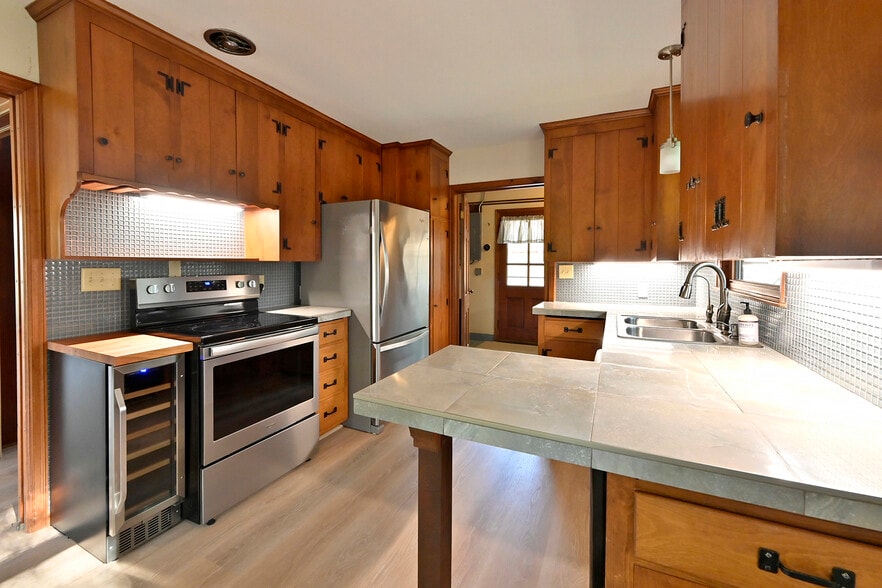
[
  {"xmin": 267, "ymin": 306, "xmax": 351, "ymax": 322},
  {"xmin": 354, "ymin": 302, "xmax": 882, "ymax": 533}
]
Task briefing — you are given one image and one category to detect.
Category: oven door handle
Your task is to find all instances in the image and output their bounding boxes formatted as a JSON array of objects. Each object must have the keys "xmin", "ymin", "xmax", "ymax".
[
  {"xmin": 202, "ymin": 325, "xmax": 319, "ymax": 359},
  {"xmin": 109, "ymin": 386, "xmax": 127, "ymax": 537}
]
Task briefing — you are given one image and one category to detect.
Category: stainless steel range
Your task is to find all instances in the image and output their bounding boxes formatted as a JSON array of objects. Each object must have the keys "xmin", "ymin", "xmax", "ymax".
[{"xmin": 132, "ymin": 275, "xmax": 319, "ymax": 524}]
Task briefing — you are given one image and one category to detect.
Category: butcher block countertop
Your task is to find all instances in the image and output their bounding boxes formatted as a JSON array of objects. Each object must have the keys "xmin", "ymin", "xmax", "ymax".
[{"xmin": 48, "ymin": 332, "xmax": 193, "ymax": 366}]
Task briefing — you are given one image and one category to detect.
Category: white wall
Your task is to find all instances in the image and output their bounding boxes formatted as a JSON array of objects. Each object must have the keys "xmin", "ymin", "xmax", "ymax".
[
  {"xmin": 466, "ymin": 186, "xmax": 544, "ymax": 337},
  {"xmin": 0, "ymin": 1, "xmax": 39, "ymax": 83},
  {"xmin": 450, "ymin": 137, "xmax": 545, "ymax": 185}
]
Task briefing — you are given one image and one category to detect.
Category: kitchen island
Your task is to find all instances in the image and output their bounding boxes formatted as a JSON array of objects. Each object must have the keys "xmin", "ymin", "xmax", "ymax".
[{"xmin": 353, "ymin": 306, "xmax": 882, "ymax": 586}]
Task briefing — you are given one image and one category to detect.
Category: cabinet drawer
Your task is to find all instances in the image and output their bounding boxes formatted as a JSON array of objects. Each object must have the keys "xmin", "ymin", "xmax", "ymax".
[
  {"xmin": 318, "ymin": 365, "xmax": 347, "ymax": 399},
  {"xmin": 634, "ymin": 492, "xmax": 882, "ymax": 586},
  {"xmin": 542, "ymin": 317, "xmax": 604, "ymax": 341},
  {"xmin": 318, "ymin": 383, "xmax": 348, "ymax": 434},
  {"xmin": 540, "ymin": 340, "xmax": 600, "ymax": 361},
  {"xmin": 318, "ymin": 339, "xmax": 347, "ymax": 374},
  {"xmin": 318, "ymin": 318, "xmax": 348, "ymax": 347}
]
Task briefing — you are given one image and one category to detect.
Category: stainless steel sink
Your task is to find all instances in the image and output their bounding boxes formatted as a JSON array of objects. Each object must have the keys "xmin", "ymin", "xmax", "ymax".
[
  {"xmin": 617, "ymin": 315, "xmax": 733, "ymax": 345},
  {"xmin": 621, "ymin": 315, "xmax": 702, "ymax": 329}
]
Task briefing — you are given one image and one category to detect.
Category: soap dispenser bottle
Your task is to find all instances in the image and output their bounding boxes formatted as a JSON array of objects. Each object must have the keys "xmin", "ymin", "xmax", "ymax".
[{"xmin": 737, "ymin": 302, "xmax": 759, "ymax": 346}]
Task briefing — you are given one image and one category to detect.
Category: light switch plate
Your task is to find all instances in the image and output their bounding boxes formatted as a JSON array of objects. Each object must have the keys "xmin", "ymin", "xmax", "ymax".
[
  {"xmin": 168, "ymin": 260, "xmax": 182, "ymax": 277},
  {"xmin": 637, "ymin": 282, "xmax": 649, "ymax": 299},
  {"xmin": 558, "ymin": 264, "xmax": 575, "ymax": 279},
  {"xmin": 81, "ymin": 268, "xmax": 121, "ymax": 292}
]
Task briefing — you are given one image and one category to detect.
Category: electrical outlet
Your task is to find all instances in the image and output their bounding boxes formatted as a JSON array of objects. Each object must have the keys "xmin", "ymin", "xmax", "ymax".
[
  {"xmin": 637, "ymin": 282, "xmax": 649, "ymax": 299},
  {"xmin": 168, "ymin": 260, "xmax": 182, "ymax": 277},
  {"xmin": 81, "ymin": 268, "xmax": 121, "ymax": 292},
  {"xmin": 259, "ymin": 274, "xmax": 265, "ymax": 286},
  {"xmin": 558, "ymin": 264, "xmax": 575, "ymax": 279}
]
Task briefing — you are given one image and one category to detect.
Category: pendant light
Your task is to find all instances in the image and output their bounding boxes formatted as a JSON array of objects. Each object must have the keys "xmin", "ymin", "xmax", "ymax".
[{"xmin": 657, "ymin": 44, "xmax": 682, "ymax": 174}]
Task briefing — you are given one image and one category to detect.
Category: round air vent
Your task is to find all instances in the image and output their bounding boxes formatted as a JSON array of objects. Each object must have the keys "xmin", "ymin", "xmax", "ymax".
[{"xmin": 203, "ymin": 29, "xmax": 256, "ymax": 56}]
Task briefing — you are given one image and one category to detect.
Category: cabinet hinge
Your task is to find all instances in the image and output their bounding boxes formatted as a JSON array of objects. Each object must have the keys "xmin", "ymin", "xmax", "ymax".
[
  {"xmin": 376, "ymin": 162, "xmax": 382, "ymax": 172},
  {"xmin": 356, "ymin": 154, "xmax": 363, "ymax": 165},
  {"xmin": 634, "ymin": 240, "xmax": 647, "ymax": 252},
  {"xmin": 272, "ymin": 118, "xmax": 282, "ymax": 134},
  {"xmin": 318, "ymin": 191, "xmax": 326, "ymax": 204},
  {"xmin": 637, "ymin": 136, "xmax": 649, "ymax": 148},
  {"xmin": 272, "ymin": 181, "xmax": 282, "ymax": 194},
  {"xmin": 157, "ymin": 71, "xmax": 174, "ymax": 92},
  {"xmin": 318, "ymin": 139, "xmax": 326, "ymax": 149},
  {"xmin": 175, "ymin": 79, "xmax": 190, "ymax": 96},
  {"xmin": 681, "ymin": 21, "xmax": 686, "ymax": 48},
  {"xmin": 547, "ymin": 147, "xmax": 558, "ymax": 159}
]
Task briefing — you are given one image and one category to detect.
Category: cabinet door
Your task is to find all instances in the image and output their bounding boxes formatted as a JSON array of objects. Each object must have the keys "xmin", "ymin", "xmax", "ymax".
[
  {"xmin": 173, "ymin": 66, "xmax": 211, "ymax": 194},
  {"xmin": 429, "ymin": 148, "xmax": 450, "ymax": 218},
  {"xmin": 595, "ymin": 126, "xmax": 650, "ymax": 261},
  {"xmin": 132, "ymin": 45, "xmax": 173, "ymax": 187},
  {"xmin": 545, "ymin": 136, "xmax": 576, "ymax": 264},
  {"xmin": 89, "ymin": 24, "xmax": 135, "ymax": 180},
  {"xmin": 362, "ymin": 149, "xmax": 382, "ymax": 200},
  {"xmin": 208, "ymin": 81, "xmax": 238, "ymax": 199},
  {"xmin": 256, "ymin": 102, "xmax": 282, "ymax": 207},
  {"xmin": 678, "ymin": 0, "xmax": 709, "ymax": 262},
  {"xmin": 235, "ymin": 92, "xmax": 260, "ymax": 202},
  {"xmin": 430, "ymin": 217, "xmax": 450, "ymax": 353},
  {"xmin": 318, "ymin": 131, "xmax": 360, "ymax": 203},
  {"xmin": 279, "ymin": 117, "xmax": 320, "ymax": 261}
]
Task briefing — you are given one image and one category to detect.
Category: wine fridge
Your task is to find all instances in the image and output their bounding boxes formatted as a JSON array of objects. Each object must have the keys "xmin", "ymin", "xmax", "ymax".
[{"xmin": 49, "ymin": 351, "xmax": 185, "ymax": 562}]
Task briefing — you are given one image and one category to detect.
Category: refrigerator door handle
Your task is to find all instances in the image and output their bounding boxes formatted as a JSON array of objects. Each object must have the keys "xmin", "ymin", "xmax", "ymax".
[
  {"xmin": 378, "ymin": 329, "xmax": 429, "ymax": 353},
  {"xmin": 379, "ymin": 226, "xmax": 390, "ymax": 323},
  {"xmin": 109, "ymin": 386, "xmax": 127, "ymax": 537}
]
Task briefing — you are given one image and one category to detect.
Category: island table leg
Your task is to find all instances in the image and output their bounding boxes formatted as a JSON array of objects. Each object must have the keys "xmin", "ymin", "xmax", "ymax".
[{"xmin": 409, "ymin": 428, "xmax": 453, "ymax": 588}]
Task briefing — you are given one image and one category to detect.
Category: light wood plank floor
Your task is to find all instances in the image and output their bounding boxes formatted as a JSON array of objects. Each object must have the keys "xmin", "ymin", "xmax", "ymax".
[{"xmin": 0, "ymin": 424, "xmax": 591, "ymax": 587}]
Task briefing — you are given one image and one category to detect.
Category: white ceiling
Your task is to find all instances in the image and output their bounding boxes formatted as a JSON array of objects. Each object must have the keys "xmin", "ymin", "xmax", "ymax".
[{"xmin": 105, "ymin": 0, "xmax": 681, "ymax": 155}]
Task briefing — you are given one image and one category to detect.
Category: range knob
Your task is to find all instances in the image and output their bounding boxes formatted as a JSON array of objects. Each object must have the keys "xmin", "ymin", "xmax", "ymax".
[
  {"xmin": 146, "ymin": 284, "xmax": 159, "ymax": 295},
  {"xmin": 236, "ymin": 280, "xmax": 245, "ymax": 288},
  {"xmin": 163, "ymin": 283, "xmax": 176, "ymax": 293},
  {"xmin": 247, "ymin": 279, "xmax": 258, "ymax": 288}
]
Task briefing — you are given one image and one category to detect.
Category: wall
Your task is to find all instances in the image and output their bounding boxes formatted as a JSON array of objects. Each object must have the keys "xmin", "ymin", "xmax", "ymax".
[
  {"xmin": 466, "ymin": 187, "xmax": 544, "ymax": 338},
  {"xmin": 450, "ymin": 138, "xmax": 545, "ymax": 185},
  {"xmin": 0, "ymin": 1, "xmax": 39, "ymax": 82}
]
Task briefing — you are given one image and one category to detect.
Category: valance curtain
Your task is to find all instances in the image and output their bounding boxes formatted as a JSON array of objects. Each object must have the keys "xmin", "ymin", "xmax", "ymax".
[{"xmin": 497, "ymin": 215, "xmax": 544, "ymax": 244}]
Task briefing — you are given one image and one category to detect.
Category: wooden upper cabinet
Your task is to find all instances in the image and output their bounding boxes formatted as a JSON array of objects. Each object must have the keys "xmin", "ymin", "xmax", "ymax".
[
  {"xmin": 649, "ymin": 86, "xmax": 682, "ymax": 261},
  {"xmin": 382, "ymin": 140, "xmax": 452, "ymax": 217},
  {"xmin": 680, "ymin": 0, "xmax": 882, "ymax": 258},
  {"xmin": 542, "ymin": 112, "xmax": 652, "ymax": 267},
  {"xmin": 278, "ymin": 117, "xmax": 320, "ymax": 262},
  {"xmin": 318, "ymin": 131, "xmax": 380, "ymax": 204}
]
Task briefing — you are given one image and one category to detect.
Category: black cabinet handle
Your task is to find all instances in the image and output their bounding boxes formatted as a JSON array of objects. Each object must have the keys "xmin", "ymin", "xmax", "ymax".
[
  {"xmin": 540, "ymin": 348, "xmax": 550, "ymax": 356},
  {"xmin": 323, "ymin": 328, "xmax": 338, "ymax": 338},
  {"xmin": 563, "ymin": 327, "xmax": 583, "ymax": 333},
  {"xmin": 157, "ymin": 71, "xmax": 174, "ymax": 91},
  {"xmin": 175, "ymin": 79, "xmax": 191, "ymax": 96},
  {"xmin": 744, "ymin": 111, "xmax": 765, "ymax": 128},
  {"xmin": 272, "ymin": 181, "xmax": 282, "ymax": 194},
  {"xmin": 323, "ymin": 406, "xmax": 338, "ymax": 418},
  {"xmin": 547, "ymin": 242, "xmax": 557, "ymax": 253},
  {"xmin": 758, "ymin": 548, "xmax": 855, "ymax": 588},
  {"xmin": 239, "ymin": 171, "xmax": 246, "ymax": 177},
  {"xmin": 322, "ymin": 353, "xmax": 338, "ymax": 363},
  {"xmin": 97, "ymin": 137, "xmax": 109, "ymax": 146},
  {"xmin": 282, "ymin": 238, "xmax": 292, "ymax": 250},
  {"xmin": 323, "ymin": 379, "xmax": 338, "ymax": 390},
  {"xmin": 165, "ymin": 154, "xmax": 174, "ymax": 161},
  {"xmin": 228, "ymin": 169, "xmax": 237, "ymax": 175},
  {"xmin": 175, "ymin": 156, "xmax": 183, "ymax": 164}
]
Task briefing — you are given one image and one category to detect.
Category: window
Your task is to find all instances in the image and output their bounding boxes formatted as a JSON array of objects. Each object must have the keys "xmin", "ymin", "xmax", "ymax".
[{"xmin": 506, "ymin": 242, "xmax": 544, "ymax": 287}]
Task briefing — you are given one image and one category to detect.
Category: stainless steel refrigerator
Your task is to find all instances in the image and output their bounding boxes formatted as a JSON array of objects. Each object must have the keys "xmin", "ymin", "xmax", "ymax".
[{"xmin": 300, "ymin": 199, "xmax": 430, "ymax": 433}]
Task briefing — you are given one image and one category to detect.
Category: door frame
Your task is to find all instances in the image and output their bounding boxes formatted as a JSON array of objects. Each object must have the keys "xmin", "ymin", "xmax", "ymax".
[
  {"xmin": 450, "ymin": 177, "xmax": 544, "ymax": 346},
  {"xmin": 0, "ymin": 71, "xmax": 49, "ymax": 531}
]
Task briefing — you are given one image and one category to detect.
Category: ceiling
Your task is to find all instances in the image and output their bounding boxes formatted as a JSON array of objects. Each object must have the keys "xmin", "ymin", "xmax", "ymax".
[{"xmin": 103, "ymin": 0, "xmax": 681, "ymax": 155}]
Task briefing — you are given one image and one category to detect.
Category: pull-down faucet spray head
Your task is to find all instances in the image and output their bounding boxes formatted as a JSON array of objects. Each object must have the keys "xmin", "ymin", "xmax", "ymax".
[{"xmin": 679, "ymin": 262, "xmax": 731, "ymax": 334}]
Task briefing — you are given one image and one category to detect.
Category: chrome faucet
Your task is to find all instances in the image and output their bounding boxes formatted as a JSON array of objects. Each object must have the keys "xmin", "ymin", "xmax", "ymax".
[{"xmin": 680, "ymin": 261, "xmax": 731, "ymax": 334}]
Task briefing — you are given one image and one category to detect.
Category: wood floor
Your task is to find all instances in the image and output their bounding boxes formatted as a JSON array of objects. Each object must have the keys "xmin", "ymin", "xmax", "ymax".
[{"xmin": 0, "ymin": 423, "xmax": 592, "ymax": 586}]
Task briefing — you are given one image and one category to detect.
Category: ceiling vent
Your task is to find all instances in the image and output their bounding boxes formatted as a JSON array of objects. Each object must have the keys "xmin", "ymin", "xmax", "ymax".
[{"xmin": 203, "ymin": 29, "xmax": 256, "ymax": 56}]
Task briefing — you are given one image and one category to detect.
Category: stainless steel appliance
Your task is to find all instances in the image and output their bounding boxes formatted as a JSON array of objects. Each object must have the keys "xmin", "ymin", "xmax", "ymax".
[
  {"xmin": 49, "ymin": 352, "xmax": 185, "ymax": 562},
  {"xmin": 132, "ymin": 275, "xmax": 319, "ymax": 523},
  {"xmin": 300, "ymin": 200, "xmax": 430, "ymax": 434}
]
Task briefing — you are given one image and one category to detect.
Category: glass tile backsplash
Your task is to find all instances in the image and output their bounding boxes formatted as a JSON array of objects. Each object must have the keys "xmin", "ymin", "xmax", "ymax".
[
  {"xmin": 45, "ymin": 260, "xmax": 299, "ymax": 340},
  {"xmin": 65, "ymin": 189, "xmax": 245, "ymax": 258},
  {"xmin": 558, "ymin": 262, "xmax": 882, "ymax": 410}
]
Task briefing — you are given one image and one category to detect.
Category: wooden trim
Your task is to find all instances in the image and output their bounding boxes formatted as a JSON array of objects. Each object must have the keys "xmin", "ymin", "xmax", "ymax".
[
  {"xmin": 450, "ymin": 176, "xmax": 543, "ymax": 194},
  {"xmin": 0, "ymin": 71, "xmax": 49, "ymax": 531}
]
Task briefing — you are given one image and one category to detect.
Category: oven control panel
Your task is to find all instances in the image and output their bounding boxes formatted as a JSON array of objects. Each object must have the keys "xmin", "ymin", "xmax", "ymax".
[{"xmin": 133, "ymin": 275, "xmax": 261, "ymax": 308}]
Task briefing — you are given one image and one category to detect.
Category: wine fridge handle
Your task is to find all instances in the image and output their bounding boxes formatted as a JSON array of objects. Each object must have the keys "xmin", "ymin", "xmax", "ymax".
[{"xmin": 109, "ymin": 387, "xmax": 127, "ymax": 537}]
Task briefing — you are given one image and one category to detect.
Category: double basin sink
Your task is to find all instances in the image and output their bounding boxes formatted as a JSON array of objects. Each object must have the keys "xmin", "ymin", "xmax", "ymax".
[{"xmin": 617, "ymin": 315, "xmax": 733, "ymax": 345}]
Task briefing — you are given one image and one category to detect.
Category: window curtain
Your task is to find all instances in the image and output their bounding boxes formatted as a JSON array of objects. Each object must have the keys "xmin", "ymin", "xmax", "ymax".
[{"xmin": 497, "ymin": 215, "xmax": 544, "ymax": 244}]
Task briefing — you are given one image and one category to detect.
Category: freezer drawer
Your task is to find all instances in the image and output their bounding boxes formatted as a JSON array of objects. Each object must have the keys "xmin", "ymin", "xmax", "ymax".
[{"xmin": 374, "ymin": 328, "xmax": 430, "ymax": 381}]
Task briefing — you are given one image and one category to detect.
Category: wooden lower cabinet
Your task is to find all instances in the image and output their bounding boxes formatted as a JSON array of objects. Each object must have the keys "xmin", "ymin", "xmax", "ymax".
[
  {"xmin": 606, "ymin": 473, "xmax": 882, "ymax": 587},
  {"xmin": 317, "ymin": 318, "xmax": 349, "ymax": 434},
  {"xmin": 537, "ymin": 315, "xmax": 603, "ymax": 360}
]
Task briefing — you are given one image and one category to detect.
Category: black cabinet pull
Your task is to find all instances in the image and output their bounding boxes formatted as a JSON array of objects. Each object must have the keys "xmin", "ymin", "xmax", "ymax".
[
  {"xmin": 272, "ymin": 118, "xmax": 282, "ymax": 133},
  {"xmin": 340, "ymin": 195, "xmax": 348, "ymax": 201},
  {"xmin": 282, "ymin": 238, "xmax": 292, "ymax": 250},
  {"xmin": 228, "ymin": 169, "xmax": 237, "ymax": 175},
  {"xmin": 744, "ymin": 111, "xmax": 764, "ymax": 127},
  {"xmin": 323, "ymin": 406, "xmax": 338, "ymax": 418},
  {"xmin": 547, "ymin": 242, "xmax": 557, "ymax": 253},
  {"xmin": 323, "ymin": 353, "xmax": 338, "ymax": 363},
  {"xmin": 323, "ymin": 379, "xmax": 338, "ymax": 390},
  {"xmin": 165, "ymin": 154, "xmax": 174, "ymax": 161},
  {"xmin": 678, "ymin": 221, "xmax": 685, "ymax": 242},
  {"xmin": 323, "ymin": 328, "xmax": 338, "ymax": 338},
  {"xmin": 238, "ymin": 171, "xmax": 246, "ymax": 178},
  {"xmin": 634, "ymin": 240, "xmax": 647, "ymax": 252},
  {"xmin": 563, "ymin": 326, "xmax": 583, "ymax": 333},
  {"xmin": 541, "ymin": 348, "xmax": 550, "ymax": 356},
  {"xmin": 175, "ymin": 156, "xmax": 183, "ymax": 164},
  {"xmin": 272, "ymin": 181, "xmax": 282, "ymax": 194},
  {"xmin": 97, "ymin": 137, "xmax": 109, "ymax": 146},
  {"xmin": 757, "ymin": 548, "xmax": 855, "ymax": 588}
]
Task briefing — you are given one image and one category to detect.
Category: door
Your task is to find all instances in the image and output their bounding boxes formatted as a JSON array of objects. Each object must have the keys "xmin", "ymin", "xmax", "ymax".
[
  {"xmin": 494, "ymin": 207, "xmax": 545, "ymax": 344},
  {"xmin": 373, "ymin": 201, "xmax": 431, "ymax": 343}
]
